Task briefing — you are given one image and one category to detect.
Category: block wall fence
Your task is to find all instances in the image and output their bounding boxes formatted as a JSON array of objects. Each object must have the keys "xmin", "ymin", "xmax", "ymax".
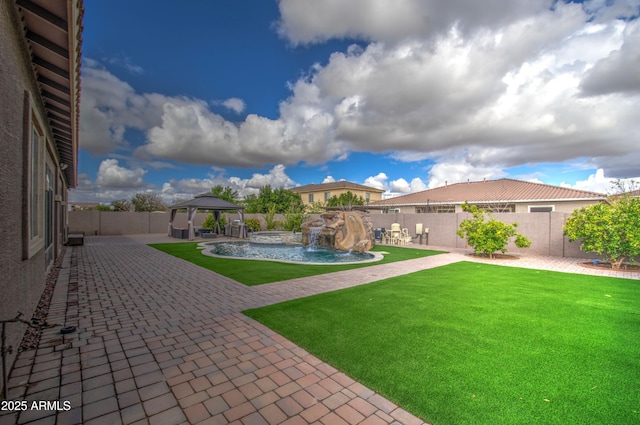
[{"xmin": 68, "ymin": 210, "xmax": 595, "ymax": 258}]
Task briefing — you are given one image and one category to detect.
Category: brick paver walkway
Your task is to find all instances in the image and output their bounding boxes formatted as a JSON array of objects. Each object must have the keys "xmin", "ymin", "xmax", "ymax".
[{"xmin": 2, "ymin": 235, "xmax": 637, "ymax": 425}]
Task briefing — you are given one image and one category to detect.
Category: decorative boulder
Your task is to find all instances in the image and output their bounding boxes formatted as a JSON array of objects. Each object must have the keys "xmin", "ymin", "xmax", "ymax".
[{"xmin": 301, "ymin": 211, "xmax": 374, "ymax": 253}]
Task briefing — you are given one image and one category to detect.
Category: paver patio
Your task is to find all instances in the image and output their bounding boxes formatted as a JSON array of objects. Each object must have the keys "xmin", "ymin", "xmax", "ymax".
[{"xmin": 2, "ymin": 235, "xmax": 637, "ymax": 425}]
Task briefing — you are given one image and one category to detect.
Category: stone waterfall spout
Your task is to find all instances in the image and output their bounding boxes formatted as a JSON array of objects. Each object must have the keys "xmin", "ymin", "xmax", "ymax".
[{"xmin": 301, "ymin": 211, "xmax": 374, "ymax": 253}]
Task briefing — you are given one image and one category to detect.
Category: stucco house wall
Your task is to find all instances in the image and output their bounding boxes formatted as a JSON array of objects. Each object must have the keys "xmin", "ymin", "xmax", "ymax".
[
  {"xmin": 1, "ymin": 0, "xmax": 81, "ymax": 395},
  {"xmin": 1, "ymin": 1, "xmax": 44, "ymax": 389}
]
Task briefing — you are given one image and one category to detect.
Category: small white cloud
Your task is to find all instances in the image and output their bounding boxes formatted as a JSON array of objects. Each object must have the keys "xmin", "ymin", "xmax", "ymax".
[
  {"xmin": 427, "ymin": 159, "xmax": 504, "ymax": 188},
  {"xmin": 96, "ymin": 159, "xmax": 147, "ymax": 188},
  {"xmin": 364, "ymin": 172, "xmax": 388, "ymax": 190},
  {"xmin": 389, "ymin": 177, "xmax": 427, "ymax": 193},
  {"xmin": 390, "ymin": 178, "xmax": 410, "ymax": 193},
  {"xmin": 222, "ymin": 97, "xmax": 246, "ymax": 114},
  {"xmin": 409, "ymin": 177, "xmax": 427, "ymax": 192},
  {"xmin": 104, "ymin": 54, "xmax": 144, "ymax": 75}
]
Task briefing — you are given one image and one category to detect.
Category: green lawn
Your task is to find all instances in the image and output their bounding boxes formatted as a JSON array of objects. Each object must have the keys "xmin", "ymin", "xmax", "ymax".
[
  {"xmin": 148, "ymin": 242, "xmax": 445, "ymax": 285},
  {"xmin": 244, "ymin": 262, "xmax": 640, "ymax": 425}
]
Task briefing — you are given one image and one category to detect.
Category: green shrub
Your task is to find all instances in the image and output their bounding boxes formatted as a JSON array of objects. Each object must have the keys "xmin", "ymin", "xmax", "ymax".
[
  {"xmin": 265, "ymin": 205, "xmax": 279, "ymax": 230},
  {"xmin": 457, "ymin": 202, "xmax": 531, "ymax": 258},
  {"xmin": 202, "ymin": 213, "xmax": 226, "ymax": 231},
  {"xmin": 564, "ymin": 195, "xmax": 640, "ymax": 269},
  {"xmin": 244, "ymin": 218, "xmax": 261, "ymax": 232}
]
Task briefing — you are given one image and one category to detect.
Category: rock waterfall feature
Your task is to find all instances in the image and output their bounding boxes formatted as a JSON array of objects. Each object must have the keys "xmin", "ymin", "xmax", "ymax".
[{"xmin": 301, "ymin": 211, "xmax": 374, "ymax": 253}]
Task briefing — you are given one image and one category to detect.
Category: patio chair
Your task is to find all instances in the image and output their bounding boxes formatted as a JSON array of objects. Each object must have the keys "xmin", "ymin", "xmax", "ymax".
[{"xmin": 390, "ymin": 223, "xmax": 402, "ymax": 245}]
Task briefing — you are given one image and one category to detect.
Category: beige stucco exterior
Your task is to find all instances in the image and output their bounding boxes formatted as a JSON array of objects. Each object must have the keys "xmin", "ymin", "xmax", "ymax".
[
  {"xmin": 377, "ymin": 199, "xmax": 602, "ymax": 214},
  {"xmin": 291, "ymin": 182, "xmax": 384, "ymax": 206},
  {"xmin": 1, "ymin": 0, "xmax": 82, "ymax": 395}
]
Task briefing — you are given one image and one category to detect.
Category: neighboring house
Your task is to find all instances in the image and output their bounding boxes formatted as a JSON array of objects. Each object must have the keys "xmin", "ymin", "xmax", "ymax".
[
  {"xmin": 625, "ymin": 189, "xmax": 640, "ymax": 198},
  {"xmin": 370, "ymin": 178, "xmax": 607, "ymax": 213},
  {"xmin": 291, "ymin": 181, "xmax": 385, "ymax": 206},
  {"xmin": 1, "ymin": 0, "xmax": 83, "ymax": 393}
]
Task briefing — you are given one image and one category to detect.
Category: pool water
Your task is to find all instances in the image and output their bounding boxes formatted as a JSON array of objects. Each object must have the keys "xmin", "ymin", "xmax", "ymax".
[{"xmin": 201, "ymin": 241, "xmax": 379, "ymax": 264}]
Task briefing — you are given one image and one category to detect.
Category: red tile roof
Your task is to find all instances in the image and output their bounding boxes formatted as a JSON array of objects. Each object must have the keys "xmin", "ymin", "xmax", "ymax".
[{"xmin": 371, "ymin": 178, "xmax": 606, "ymax": 206}]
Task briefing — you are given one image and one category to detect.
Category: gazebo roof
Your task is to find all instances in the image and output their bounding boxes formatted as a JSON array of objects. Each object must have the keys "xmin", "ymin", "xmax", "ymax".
[{"xmin": 170, "ymin": 193, "xmax": 244, "ymax": 210}]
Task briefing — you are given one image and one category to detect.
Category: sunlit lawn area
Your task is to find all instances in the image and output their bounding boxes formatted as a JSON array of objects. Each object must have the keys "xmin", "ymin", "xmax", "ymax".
[
  {"xmin": 148, "ymin": 242, "xmax": 445, "ymax": 285},
  {"xmin": 244, "ymin": 262, "xmax": 640, "ymax": 425}
]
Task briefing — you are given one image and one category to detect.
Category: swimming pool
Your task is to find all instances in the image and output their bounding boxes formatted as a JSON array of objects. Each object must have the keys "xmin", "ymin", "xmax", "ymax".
[{"xmin": 199, "ymin": 241, "xmax": 381, "ymax": 264}]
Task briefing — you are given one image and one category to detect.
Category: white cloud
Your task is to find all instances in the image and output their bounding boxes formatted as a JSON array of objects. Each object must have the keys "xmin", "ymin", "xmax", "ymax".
[
  {"xmin": 159, "ymin": 164, "xmax": 297, "ymax": 203},
  {"xmin": 71, "ymin": 162, "xmax": 148, "ymax": 204},
  {"xmin": 409, "ymin": 177, "xmax": 428, "ymax": 192},
  {"xmin": 322, "ymin": 176, "xmax": 336, "ymax": 183},
  {"xmin": 562, "ymin": 168, "xmax": 640, "ymax": 194},
  {"xmin": 96, "ymin": 159, "xmax": 147, "ymax": 188},
  {"xmin": 390, "ymin": 178, "xmax": 411, "ymax": 193},
  {"xmin": 72, "ymin": 162, "xmax": 300, "ymax": 204},
  {"xmin": 242, "ymin": 164, "xmax": 297, "ymax": 189},
  {"xmin": 580, "ymin": 20, "xmax": 640, "ymax": 95},
  {"xmin": 427, "ymin": 158, "xmax": 506, "ymax": 188},
  {"xmin": 363, "ymin": 172, "xmax": 389, "ymax": 190},
  {"xmin": 103, "ymin": 54, "xmax": 144, "ymax": 75},
  {"xmin": 79, "ymin": 61, "xmax": 185, "ymax": 155},
  {"xmin": 80, "ymin": 2, "xmax": 640, "ymax": 188},
  {"xmin": 221, "ymin": 97, "xmax": 246, "ymax": 114},
  {"xmin": 276, "ymin": 0, "xmax": 550, "ymax": 45}
]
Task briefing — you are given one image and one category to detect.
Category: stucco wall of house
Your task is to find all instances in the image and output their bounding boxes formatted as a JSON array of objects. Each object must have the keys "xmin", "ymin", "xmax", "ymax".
[
  {"xmin": 377, "ymin": 199, "xmax": 602, "ymax": 214},
  {"xmin": 0, "ymin": 1, "xmax": 51, "ymax": 394},
  {"xmin": 296, "ymin": 188, "xmax": 383, "ymax": 205},
  {"xmin": 513, "ymin": 200, "xmax": 601, "ymax": 213}
]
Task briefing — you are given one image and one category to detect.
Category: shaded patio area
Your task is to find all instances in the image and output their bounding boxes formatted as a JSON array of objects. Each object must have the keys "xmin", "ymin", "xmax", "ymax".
[{"xmin": 169, "ymin": 194, "xmax": 245, "ymax": 240}]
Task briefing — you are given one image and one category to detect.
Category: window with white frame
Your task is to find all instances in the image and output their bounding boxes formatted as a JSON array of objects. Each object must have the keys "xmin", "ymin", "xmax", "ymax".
[
  {"xmin": 529, "ymin": 205, "xmax": 555, "ymax": 213},
  {"xmin": 26, "ymin": 117, "xmax": 45, "ymax": 258}
]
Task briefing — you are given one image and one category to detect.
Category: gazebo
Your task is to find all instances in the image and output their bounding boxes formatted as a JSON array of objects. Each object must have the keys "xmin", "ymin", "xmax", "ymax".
[{"xmin": 168, "ymin": 193, "xmax": 245, "ymax": 240}]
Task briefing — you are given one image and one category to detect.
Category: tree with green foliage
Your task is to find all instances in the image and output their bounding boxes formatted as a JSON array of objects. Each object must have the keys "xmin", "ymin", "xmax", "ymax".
[
  {"xmin": 457, "ymin": 202, "xmax": 531, "ymax": 259},
  {"xmin": 564, "ymin": 195, "xmax": 640, "ymax": 269},
  {"xmin": 131, "ymin": 192, "xmax": 166, "ymax": 212},
  {"xmin": 95, "ymin": 204, "xmax": 111, "ymax": 211},
  {"xmin": 243, "ymin": 185, "xmax": 303, "ymax": 214},
  {"xmin": 283, "ymin": 204, "xmax": 308, "ymax": 232},
  {"xmin": 242, "ymin": 194, "xmax": 260, "ymax": 213},
  {"xmin": 326, "ymin": 191, "xmax": 365, "ymax": 210},
  {"xmin": 202, "ymin": 213, "xmax": 226, "ymax": 231},
  {"xmin": 306, "ymin": 201, "xmax": 327, "ymax": 213},
  {"xmin": 244, "ymin": 218, "xmax": 261, "ymax": 232},
  {"xmin": 111, "ymin": 199, "xmax": 131, "ymax": 212},
  {"xmin": 211, "ymin": 185, "xmax": 239, "ymax": 203},
  {"xmin": 264, "ymin": 205, "xmax": 281, "ymax": 230}
]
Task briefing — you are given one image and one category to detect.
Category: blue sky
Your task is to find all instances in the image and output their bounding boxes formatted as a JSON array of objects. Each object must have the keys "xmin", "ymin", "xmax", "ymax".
[{"xmin": 72, "ymin": 0, "xmax": 640, "ymax": 204}]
